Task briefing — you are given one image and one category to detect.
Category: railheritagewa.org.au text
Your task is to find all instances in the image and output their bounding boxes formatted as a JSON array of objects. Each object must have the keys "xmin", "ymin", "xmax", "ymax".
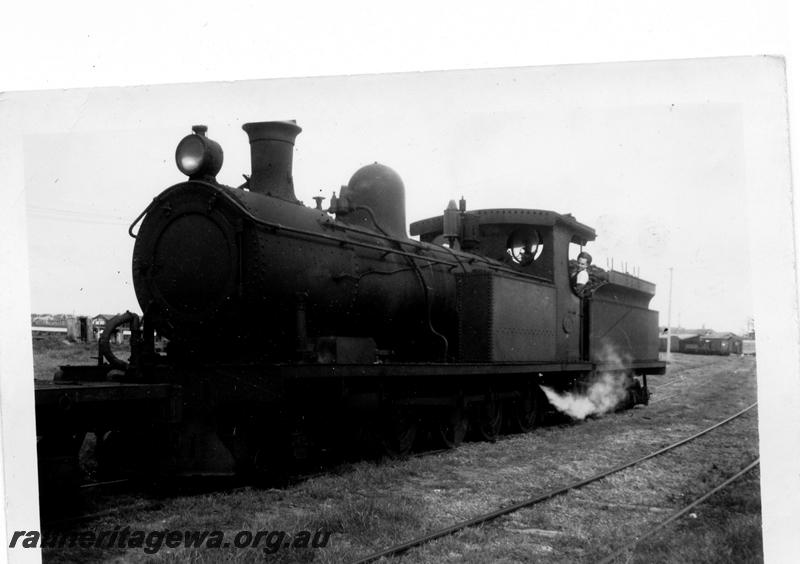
[{"xmin": 10, "ymin": 527, "xmax": 332, "ymax": 554}]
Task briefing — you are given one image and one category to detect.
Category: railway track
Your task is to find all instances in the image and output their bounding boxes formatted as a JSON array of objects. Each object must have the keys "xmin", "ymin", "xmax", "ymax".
[
  {"xmin": 350, "ymin": 402, "xmax": 758, "ymax": 564},
  {"xmin": 43, "ymin": 363, "xmax": 755, "ymax": 559},
  {"xmin": 595, "ymin": 457, "xmax": 759, "ymax": 563},
  {"xmin": 43, "ymin": 388, "xmax": 740, "ymax": 532}
]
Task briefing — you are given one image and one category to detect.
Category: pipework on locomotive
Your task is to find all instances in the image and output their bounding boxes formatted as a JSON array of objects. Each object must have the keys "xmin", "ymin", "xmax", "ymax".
[{"xmin": 35, "ymin": 121, "xmax": 665, "ymax": 488}]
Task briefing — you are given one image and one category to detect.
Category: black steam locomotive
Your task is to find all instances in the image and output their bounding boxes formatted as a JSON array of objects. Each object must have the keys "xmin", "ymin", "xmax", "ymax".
[{"xmin": 35, "ymin": 121, "xmax": 665, "ymax": 485}]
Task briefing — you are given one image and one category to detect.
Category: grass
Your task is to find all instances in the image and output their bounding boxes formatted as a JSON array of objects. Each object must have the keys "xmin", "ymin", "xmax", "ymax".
[
  {"xmin": 32, "ymin": 333, "xmax": 128, "ymax": 380},
  {"xmin": 33, "ymin": 352, "xmax": 761, "ymax": 563},
  {"xmin": 629, "ymin": 469, "xmax": 763, "ymax": 564},
  {"xmin": 32, "ymin": 334, "xmax": 97, "ymax": 380}
]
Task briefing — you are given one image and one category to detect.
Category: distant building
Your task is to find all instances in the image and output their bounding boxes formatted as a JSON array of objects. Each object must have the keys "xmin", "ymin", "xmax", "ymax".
[
  {"xmin": 658, "ymin": 332, "xmax": 699, "ymax": 352},
  {"xmin": 65, "ymin": 316, "xmax": 92, "ymax": 342},
  {"xmin": 658, "ymin": 329, "xmax": 743, "ymax": 356},
  {"xmin": 33, "ymin": 312, "xmax": 136, "ymax": 344},
  {"xmin": 92, "ymin": 314, "xmax": 125, "ymax": 341},
  {"xmin": 31, "ymin": 314, "xmax": 56, "ymax": 326},
  {"xmin": 31, "ymin": 313, "xmax": 68, "ymax": 327},
  {"xmin": 698, "ymin": 332, "xmax": 743, "ymax": 355}
]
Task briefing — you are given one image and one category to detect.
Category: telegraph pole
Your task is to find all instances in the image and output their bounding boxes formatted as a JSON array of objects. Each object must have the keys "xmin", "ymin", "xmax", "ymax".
[{"xmin": 666, "ymin": 267, "xmax": 674, "ymax": 365}]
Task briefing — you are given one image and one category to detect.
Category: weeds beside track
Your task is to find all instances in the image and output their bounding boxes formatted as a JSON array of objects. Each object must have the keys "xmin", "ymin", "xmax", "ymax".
[{"xmin": 350, "ymin": 403, "xmax": 757, "ymax": 563}]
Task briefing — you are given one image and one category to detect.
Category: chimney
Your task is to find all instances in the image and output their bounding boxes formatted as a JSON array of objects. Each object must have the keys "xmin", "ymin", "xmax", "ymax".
[{"xmin": 242, "ymin": 120, "xmax": 302, "ymax": 202}]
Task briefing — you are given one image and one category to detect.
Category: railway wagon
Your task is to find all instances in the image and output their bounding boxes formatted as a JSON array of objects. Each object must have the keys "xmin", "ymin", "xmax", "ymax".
[{"xmin": 35, "ymin": 120, "xmax": 665, "ymax": 486}]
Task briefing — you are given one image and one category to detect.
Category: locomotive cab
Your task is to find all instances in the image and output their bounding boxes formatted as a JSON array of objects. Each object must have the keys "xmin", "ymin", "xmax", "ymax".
[
  {"xmin": 411, "ymin": 205, "xmax": 660, "ymax": 365},
  {"xmin": 412, "ymin": 207, "xmax": 596, "ymax": 363},
  {"xmin": 411, "ymin": 207, "xmax": 595, "ymax": 280}
]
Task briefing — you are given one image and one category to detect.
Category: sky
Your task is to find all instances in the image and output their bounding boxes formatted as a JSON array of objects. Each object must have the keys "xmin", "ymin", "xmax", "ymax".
[{"xmin": 18, "ymin": 61, "xmax": 758, "ymax": 333}]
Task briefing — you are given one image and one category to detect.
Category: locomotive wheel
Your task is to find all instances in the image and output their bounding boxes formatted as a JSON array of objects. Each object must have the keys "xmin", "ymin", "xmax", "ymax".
[
  {"xmin": 622, "ymin": 377, "xmax": 647, "ymax": 409},
  {"xmin": 222, "ymin": 420, "xmax": 293, "ymax": 486},
  {"xmin": 437, "ymin": 405, "xmax": 468, "ymax": 449},
  {"xmin": 95, "ymin": 427, "xmax": 166, "ymax": 480},
  {"xmin": 36, "ymin": 432, "xmax": 88, "ymax": 517},
  {"xmin": 380, "ymin": 407, "xmax": 418, "ymax": 458},
  {"xmin": 95, "ymin": 429, "xmax": 124, "ymax": 480},
  {"xmin": 37, "ymin": 433, "xmax": 86, "ymax": 490},
  {"xmin": 634, "ymin": 375, "xmax": 649, "ymax": 405},
  {"xmin": 510, "ymin": 385, "xmax": 542, "ymax": 433},
  {"xmin": 472, "ymin": 394, "xmax": 503, "ymax": 442},
  {"xmin": 641, "ymin": 377, "xmax": 650, "ymax": 405}
]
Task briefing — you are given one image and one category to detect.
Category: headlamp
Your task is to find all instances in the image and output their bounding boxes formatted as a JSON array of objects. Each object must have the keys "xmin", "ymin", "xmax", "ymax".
[{"xmin": 175, "ymin": 125, "xmax": 223, "ymax": 179}]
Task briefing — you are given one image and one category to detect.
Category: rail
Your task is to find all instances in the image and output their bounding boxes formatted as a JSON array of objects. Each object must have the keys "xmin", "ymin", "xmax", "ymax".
[
  {"xmin": 595, "ymin": 458, "xmax": 760, "ymax": 563},
  {"xmin": 350, "ymin": 402, "xmax": 757, "ymax": 563}
]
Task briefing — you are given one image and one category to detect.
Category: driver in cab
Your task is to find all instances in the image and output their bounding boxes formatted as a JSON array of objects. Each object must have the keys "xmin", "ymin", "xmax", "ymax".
[{"xmin": 571, "ymin": 251, "xmax": 592, "ymax": 296}]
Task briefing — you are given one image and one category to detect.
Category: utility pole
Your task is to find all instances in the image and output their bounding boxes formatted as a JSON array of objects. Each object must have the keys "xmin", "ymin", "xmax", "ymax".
[{"xmin": 666, "ymin": 267, "xmax": 674, "ymax": 365}]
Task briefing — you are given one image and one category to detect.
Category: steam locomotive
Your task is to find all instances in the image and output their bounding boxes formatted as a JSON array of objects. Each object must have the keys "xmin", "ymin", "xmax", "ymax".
[{"xmin": 35, "ymin": 121, "xmax": 665, "ymax": 486}]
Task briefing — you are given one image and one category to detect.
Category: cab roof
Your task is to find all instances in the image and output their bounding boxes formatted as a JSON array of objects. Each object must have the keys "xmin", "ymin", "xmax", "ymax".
[{"xmin": 410, "ymin": 208, "xmax": 597, "ymax": 246}]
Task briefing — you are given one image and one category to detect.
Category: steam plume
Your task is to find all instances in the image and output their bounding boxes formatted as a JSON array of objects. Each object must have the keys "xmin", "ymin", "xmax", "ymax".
[{"xmin": 540, "ymin": 344, "xmax": 633, "ymax": 420}]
